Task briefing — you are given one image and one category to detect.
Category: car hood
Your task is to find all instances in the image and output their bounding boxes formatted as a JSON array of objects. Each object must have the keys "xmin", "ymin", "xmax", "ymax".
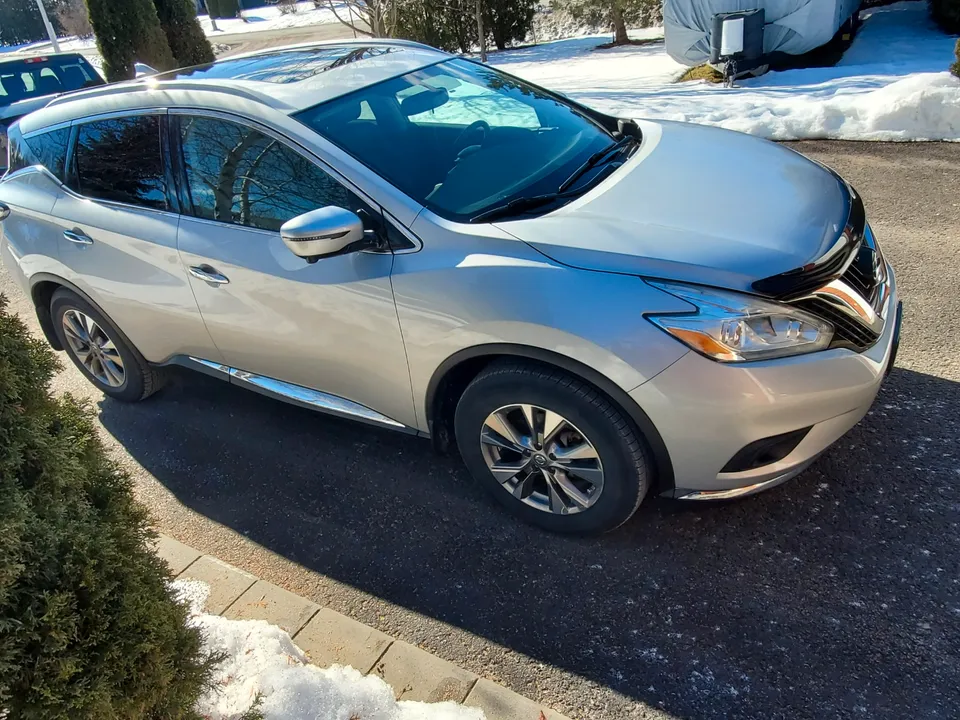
[{"xmin": 496, "ymin": 119, "xmax": 849, "ymax": 293}]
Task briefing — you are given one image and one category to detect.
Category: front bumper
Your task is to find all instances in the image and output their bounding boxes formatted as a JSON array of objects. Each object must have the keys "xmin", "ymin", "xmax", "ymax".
[{"xmin": 632, "ymin": 264, "xmax": 901, "ymax": 498}]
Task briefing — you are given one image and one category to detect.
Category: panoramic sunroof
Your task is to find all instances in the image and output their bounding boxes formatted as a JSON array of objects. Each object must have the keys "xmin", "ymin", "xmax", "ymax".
[{"xmin": 156, "ymin": 46, "xmax": 395, "ymax": 85}]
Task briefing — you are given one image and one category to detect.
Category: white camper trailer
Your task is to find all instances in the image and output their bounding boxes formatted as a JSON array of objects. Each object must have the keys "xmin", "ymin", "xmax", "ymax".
[{"xmin": 663, "ymin": 0, "xmax": 862, "ymax": 67}]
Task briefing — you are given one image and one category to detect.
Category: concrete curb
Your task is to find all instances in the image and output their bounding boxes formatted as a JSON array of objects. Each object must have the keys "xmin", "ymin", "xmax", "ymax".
[{"xmin": 154, "ymin": 533, "xmax": 573, "ymax": 720}]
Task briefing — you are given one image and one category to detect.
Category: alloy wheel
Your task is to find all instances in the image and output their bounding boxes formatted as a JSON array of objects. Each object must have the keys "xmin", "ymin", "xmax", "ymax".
[
  {"xmin": 61, "ymin": 309, "xmax": 125, "ymax": 388},
  {"xmin": 479, "ymin": 403, "xmax": 604, "ymax": 515}
]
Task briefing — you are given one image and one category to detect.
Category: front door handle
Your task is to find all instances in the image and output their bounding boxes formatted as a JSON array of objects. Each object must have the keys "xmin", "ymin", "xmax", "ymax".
[
  {"xmin": 63, "ymin": 229, "xmax": 93, "ymax": 246},
  {"xmin": 189, "ymin": 265, "xmax": 230, "ymax": 286},
  {"xmin": 0, "ymin": 202, "xmax": 10, "ymax": 221}
]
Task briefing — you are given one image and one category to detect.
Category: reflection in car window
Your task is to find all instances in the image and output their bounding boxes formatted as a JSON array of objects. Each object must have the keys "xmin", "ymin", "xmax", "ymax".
[
  {"xmin": 74, "ymin": 116, "xmax": 167, "ymax": 211},
  {"xmin": 20, "ymin": 128, "xmax": 71, "ymax": 182},
  {"xmin": 397, "ymin": 78, "xmax": 539, "ymax": 129},
  {"xmin": 297, "ymin": 58, "xmax": 613, "ymax": 222},
  {"xmin": 178, "ymin": 116, "xmax": 367, "ymax": 232}
]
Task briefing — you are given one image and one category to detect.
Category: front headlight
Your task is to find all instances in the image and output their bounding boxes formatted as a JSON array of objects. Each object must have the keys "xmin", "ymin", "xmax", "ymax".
[{"xmin": 645, "ymin": 280, "xmax": 834, "ymax": 362}]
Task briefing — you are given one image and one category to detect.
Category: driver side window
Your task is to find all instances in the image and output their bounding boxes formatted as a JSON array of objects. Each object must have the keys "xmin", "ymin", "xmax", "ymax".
[{"xmin": 177, "ymin": 115, "xmax": 370, "ymax": 232}]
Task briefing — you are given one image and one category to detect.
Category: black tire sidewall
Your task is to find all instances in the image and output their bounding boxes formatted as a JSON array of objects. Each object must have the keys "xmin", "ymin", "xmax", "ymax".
[
  {"xmin": 455, "ymin": 369, "xmax": 649, "ymax": 534},
  {"xmin": 51, "ymin": 290, "xmax": 146, "ymax": 402}
]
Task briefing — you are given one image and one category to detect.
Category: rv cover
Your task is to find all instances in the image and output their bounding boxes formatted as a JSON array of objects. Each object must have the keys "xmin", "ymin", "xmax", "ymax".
[{"xmin": 663, "ymin": 0, "xmax": 861, "ymax": 66}]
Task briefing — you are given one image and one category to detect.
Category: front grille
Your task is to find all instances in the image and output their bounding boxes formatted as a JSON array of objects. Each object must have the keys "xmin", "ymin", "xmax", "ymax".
[
  {"xmin": 794, "ymin": 297, "xmax": 881, "ymax": 351},
  {"xmin": 753, "ymin": 178, "xmax": 888, "ymax": 353}
]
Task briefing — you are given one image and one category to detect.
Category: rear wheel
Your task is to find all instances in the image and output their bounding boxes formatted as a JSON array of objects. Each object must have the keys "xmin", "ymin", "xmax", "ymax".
[
  {"xmin": 51, "ymin": 288, "xmax": 165, "ymax": 402},
  {"xmin": 454, "ymin": 360, "xmax": 652, "ymax": 534}
]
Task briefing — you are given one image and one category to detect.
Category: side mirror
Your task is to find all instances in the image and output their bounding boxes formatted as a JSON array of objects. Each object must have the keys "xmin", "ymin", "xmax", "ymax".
[
  {"xmin": 280, "ymin": 206, "xmax": 366, "ymax": 262},
  {"xmin": 134, "ymin": 63, "xmax": 158, "ymax": 78}
]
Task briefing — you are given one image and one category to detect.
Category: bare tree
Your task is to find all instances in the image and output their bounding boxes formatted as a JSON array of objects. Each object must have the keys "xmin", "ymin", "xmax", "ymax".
[{"xmin": 324, "ymin": 0, "xmax": 391, "ymax": 37}]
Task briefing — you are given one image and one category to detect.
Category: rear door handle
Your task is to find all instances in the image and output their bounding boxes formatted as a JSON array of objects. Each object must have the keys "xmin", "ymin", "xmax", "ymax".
[
  {"xmin": 188, "ymin": 265, "xmax": 230, "ymax": 286},
  {"xmin": 63, "ymin": 229, "xmax": 93, "ymax": 246}
]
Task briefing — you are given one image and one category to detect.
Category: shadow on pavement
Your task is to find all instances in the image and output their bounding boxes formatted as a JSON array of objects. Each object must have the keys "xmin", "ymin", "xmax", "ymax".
[{"xmin": 98, "ymin": 364, "xmax": 960, "ymax": 719}]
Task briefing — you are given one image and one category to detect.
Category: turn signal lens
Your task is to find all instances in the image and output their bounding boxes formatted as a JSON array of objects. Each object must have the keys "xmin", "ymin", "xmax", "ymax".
[{"xmin": 646, "ymin": 280, "xmax": 834, "ymax": 362}]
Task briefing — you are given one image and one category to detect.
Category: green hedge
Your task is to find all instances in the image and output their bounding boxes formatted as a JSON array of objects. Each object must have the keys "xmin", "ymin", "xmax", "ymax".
[
  {"xmin": 930, "ymin": 0, "xmax": 960, "ymax": 33},
  {"xmin": 85, "ymin": 0, "xmax": 176, "ymax": 81},
  {"xmin": 154, "ymin": 0, "xmax": 216, "ymax": 68},
  {"xmin": 0, "ymin": 295, "xmax": 217, "ymax": 720}
]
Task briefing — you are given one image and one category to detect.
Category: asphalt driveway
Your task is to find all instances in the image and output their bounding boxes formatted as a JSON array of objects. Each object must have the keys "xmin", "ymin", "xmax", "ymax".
[{"xmin": 2, "ymin": 141, "xmax": 958, "ymax": 720}]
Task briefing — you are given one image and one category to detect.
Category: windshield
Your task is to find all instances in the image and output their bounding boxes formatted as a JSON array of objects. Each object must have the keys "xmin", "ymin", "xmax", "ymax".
[
  {"xmin": 0, "ymin": 55, "xmax": 103, "ymax": 108},
  {"xmin": 296, "ymin": 58, "xmax": 616, "ymax": 222}
]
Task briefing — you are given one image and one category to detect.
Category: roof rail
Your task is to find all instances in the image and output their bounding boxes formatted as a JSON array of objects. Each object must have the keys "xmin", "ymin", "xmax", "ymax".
[
  {"xmin": 220, "ymin": 36, "xmax": 445, "ymax": 62},
  {"xmin": 45, "ymin": 79, "xmax": 281, "ymax": 110}
]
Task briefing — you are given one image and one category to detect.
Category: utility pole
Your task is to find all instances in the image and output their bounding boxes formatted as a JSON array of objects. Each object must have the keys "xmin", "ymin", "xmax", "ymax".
[
  {"xmin": 34, "ymin": 0, "xmax": 60, "ymax": 53},
  {"xmin": 475, "ymin": 0, "xmax": 486, "ymax": 63}
]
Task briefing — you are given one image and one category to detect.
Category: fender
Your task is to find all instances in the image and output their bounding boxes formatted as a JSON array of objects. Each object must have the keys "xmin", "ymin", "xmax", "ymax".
[
  {"xmin": 28, "ymin": 272, "xmax": 139, "ymax": 359},
  {"xmin": 425, "ymin": 343, "xmax": 675, "ymax": 492}
]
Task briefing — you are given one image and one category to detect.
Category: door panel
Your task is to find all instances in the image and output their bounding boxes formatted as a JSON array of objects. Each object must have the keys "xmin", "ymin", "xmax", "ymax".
[
  {"xmin": 177, "ymin": 220, "xmax": 415, "ymax": 427},
  {"xmin": 50, "ymin": 194, "xmax": 217, "ymax": 363},
  {"xmin": 51, "ymin": 113, "xmax": 215, "ymax": 363},
  {"xmin": 173, "ymin": 113, "xmax": 415, "ymax": 428}
]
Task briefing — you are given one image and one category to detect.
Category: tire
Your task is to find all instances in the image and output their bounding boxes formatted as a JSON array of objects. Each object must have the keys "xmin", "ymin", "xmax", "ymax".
[
  {"xmin": 454, "ymin": 360, "xmax": 652, "ymax": 534},
  {"xmin": 50, "ymin": 288, "xmax": 166, "ymax": 402}
]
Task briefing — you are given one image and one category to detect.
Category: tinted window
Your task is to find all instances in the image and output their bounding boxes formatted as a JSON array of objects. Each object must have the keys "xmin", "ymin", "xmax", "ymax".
[
  {"xmin": 0, "ymin": 55, "xmax": 103, "ymax": 107},
  {"xmin": 75, "ymin": 116, "xmax": 167, "ymax": 211},
  {"xmin": 297, "ymin": 58, "xmax": 615, "ymax": 222},
  {"xmin": 16, "ymin": 128, "xmax": 71, "ymax": 181},
  {"xmin": 179, "ymin": 116, "xmax": 365, "ymax": 232}
]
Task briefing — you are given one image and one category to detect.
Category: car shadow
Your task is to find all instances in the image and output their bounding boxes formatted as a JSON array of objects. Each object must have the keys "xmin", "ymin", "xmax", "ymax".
[{"xmin": 98, "ymin": 365, "xmax": 960, "ymax": 719}]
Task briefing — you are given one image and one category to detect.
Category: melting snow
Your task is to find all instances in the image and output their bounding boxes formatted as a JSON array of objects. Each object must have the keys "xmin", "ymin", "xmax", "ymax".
[
  {"xmin": 171, "ymin": 580, "xmax": 484, "ymax": 720},
  {"xmin": 491, "ymin": 2, "xmax": 960, "ymax": 141}
]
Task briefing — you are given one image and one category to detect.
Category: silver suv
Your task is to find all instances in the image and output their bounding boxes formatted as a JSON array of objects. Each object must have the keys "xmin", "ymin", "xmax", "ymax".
[{"xmin": 0, "ymin": 41, "xmax": 902, "ymax": 534}]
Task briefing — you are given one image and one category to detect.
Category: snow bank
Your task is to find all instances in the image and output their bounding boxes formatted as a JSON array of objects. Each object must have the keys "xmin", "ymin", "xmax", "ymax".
[
  {"xmin": 172, "ymin": 580, "xmax": 484, "ymax": 720},
  {"xmin": 492, "ymin": 2, "xmax": 960, "ymax": 141}
]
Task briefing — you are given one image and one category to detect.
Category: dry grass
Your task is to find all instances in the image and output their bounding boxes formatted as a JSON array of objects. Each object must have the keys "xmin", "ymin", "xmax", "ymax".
[
  {"xmin": 676, "ymin": 63, "xmax": 724, "ymax": 83},
  {"xmin": 594, "ymin": 37, "xmax": 663, "ymax": 51}
]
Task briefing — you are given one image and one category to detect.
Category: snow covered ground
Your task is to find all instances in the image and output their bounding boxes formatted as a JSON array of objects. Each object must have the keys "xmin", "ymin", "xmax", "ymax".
[
  {"xmin": 172, "ymin": 580, "xmax": 484, "ymax": 720},
  {"xmin": 199, "ymin": 2, "xmax": 346, "ymax": 36},
  {"xmin": 491, "ymin": 1, "xmax": 960, "ymax": 141}
]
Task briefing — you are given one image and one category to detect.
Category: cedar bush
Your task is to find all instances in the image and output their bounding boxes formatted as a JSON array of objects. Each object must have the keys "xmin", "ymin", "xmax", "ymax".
[
  {"xmin": 485, "ymin": 0, "xmax": 537, "ymax": 50},
  {"xmin": 0, "ymin": 294, "xmax": 217, "ymax": 720},
  {"xmin": 84, "ymin": 0, "xmax": 176, "ymax": 81},
  {"xmin": 930, "ymin": 0, "xmax": 960, "ymax": 33},
  {"xmin": 953, "ymin": 38, "xmax": 960, "ymax": 78},
  {"xmin": 153, "ymin": 0, "xmax": 215, "ymax": 68}
]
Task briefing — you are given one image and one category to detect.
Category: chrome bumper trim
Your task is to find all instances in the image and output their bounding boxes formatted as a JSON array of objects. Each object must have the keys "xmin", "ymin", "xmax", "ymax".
[{"xmin": 672, "ymin": 460, "xmax": 815, "ymax": 501}]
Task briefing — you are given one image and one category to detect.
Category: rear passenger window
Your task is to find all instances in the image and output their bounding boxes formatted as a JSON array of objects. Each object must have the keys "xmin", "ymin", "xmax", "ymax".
[
  {"xmin": 21, "ymin": 128, "xmax": 71, "ymax": 181},
  {"xmin": 74, "ymin": 115, "xmax": 167, "ymax": 211}
]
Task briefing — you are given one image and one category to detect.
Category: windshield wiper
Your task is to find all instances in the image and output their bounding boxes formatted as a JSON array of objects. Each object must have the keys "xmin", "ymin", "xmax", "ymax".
[
  {"xmin": 469, "ymin": 161, "xmax": 622, "ymax": 224},
  {"xmin": 557, "ymin": 135, "xmax": 636, "ymax": 194},
  {"xmin": 469, "ymin": 193, "xmax": 559, "ymax": 223}
]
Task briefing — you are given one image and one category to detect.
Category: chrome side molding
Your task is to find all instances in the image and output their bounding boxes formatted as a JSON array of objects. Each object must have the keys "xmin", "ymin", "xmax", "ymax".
[{"xmin": 182, "ymin": 356, "xmax": 409, "ymax": 431}]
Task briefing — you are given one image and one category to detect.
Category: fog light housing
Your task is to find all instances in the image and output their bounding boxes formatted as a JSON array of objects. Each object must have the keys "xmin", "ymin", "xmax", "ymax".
[{"xmin": 720, "ymin": 427, "xmax": 812, "ymax": 473}]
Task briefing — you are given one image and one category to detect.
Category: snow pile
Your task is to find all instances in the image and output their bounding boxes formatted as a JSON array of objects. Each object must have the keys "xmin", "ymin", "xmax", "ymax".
[
  {"xmin": 492, "ymin": 1, "xmax": 960, "ymax": 141},
  {"xmin": 172, "ymin": 580, "xmax": 484, "ymax": 720},
  {"xmin": 199, "ymin": 2, "xmax": 345, "ymax": 36}
]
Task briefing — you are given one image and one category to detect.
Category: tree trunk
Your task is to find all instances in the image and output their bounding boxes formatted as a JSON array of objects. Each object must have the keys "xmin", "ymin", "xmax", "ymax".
[
  {"xmin": 610, "ymin": 3, "xmax": 629, "ymax": 45},
  {"xmin": 476, "ymin": 0, "xmax": 487, "ymax": 62}
]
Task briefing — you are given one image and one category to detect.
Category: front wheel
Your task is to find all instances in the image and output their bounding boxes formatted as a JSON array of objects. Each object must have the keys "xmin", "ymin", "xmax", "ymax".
[{"xmin": 454, "ymin": 360, "xmax": 652, "ymax": 534}]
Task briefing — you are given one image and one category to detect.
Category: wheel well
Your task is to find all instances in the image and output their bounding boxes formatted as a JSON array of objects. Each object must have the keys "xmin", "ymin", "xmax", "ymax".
[
  {"xmin": 30, "ymin": 280, "xmax": 63, "ymax": 351},
  {"xmin": 426, "ymin": 346, "xmax": 675, "ymax": 493}
]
